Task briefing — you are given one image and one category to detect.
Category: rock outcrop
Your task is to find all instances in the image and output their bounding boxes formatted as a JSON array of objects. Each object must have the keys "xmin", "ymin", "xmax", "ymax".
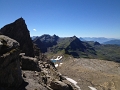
[
  {"xmin": 50, "ymin": 80, "xmax": 70, "ymax": 90},
  {"xmin": 0, "ymin": 35, "xmax": 23, "ymax": 90},
  {"xmin": 20, "ymin": 54, "xmax": 40, "ymax": 71},
  {"xmin": 0, "ymin": 18, "xmax": 34, "ymax": 57},
  {"xmin": 0, "ymin": 18, "xmax": 78, "ymax": 90}
]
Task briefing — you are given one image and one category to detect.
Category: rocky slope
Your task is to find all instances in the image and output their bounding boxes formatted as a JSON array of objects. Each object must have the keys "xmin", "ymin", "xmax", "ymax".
[
  {"xmin": 0, "ymin": 35, "xmax": 77, "ymax": 90},
  {"xmin": 58, "ymin": 58, "xmax": 120, "ymax": 90},
  {"xmin": 0, "ymin": 18, "xmax": 34, "ymax": 57}
]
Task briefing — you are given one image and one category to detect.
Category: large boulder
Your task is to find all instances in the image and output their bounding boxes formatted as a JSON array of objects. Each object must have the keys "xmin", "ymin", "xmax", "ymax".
[
  {"xmin": 0, "ymin": 18, "xmax": 34, "ymax": 57},
  {"xmin": 0, "ymin": 35, "xmax": 23, "ymax": 89},
  {"xmin": 20, "ymin": 55, "xmax": 40, "ymax": 71},
  {"xmin": 50, "ymin": 80, "xmax": 70, "ymax": 90}
]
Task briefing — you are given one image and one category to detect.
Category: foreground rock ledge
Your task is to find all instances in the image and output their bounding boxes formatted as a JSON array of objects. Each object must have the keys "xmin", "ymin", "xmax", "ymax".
[{"xmin": 0, "ymin": 35, "xmax": 23, "ymax": 89}]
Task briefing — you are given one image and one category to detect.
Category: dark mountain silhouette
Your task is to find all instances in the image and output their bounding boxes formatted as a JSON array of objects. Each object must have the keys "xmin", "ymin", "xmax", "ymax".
[
  {"xmin": 0, "ymin": 18, "xmax": 34, "ymax": 57},
  {"xmin": 33, "ymin": 34, "xmax": 59, "ymax": 53}
]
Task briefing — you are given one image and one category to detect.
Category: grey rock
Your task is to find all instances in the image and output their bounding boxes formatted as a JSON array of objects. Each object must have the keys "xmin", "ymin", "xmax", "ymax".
[
  {"xmin": 50, "ymin": 80, "xmax": 70, "ymax": 90},
  {"xmin": 0, "ymin": 35, "xmax": 23, "ymax": 89},
  {"xmin": 21, "ymin": 55, "xmax": 40, "ymax": 71}
]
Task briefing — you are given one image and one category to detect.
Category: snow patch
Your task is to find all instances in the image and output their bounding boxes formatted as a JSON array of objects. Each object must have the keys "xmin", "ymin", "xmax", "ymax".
[
  {"xmin": 65, "ymin": 77, "xmax": 81, "ymax": 90},
  {"xmin": 51, "ymin": 56, "xmax": 63, "ymax": 67},
  {"xmin": 55, "ymin": 64, "xmax": 59, "ymax": 67},
  {"xmin": 51, "ymin": 56, "xmax": 62, "ymax": 60},
  {"xmin": 88, "ymin": 86, "xmax": 97, "ymax": 90},
  {"xmin": 66, "ymin": 77, "xmax": 77, "ymax": 84}
]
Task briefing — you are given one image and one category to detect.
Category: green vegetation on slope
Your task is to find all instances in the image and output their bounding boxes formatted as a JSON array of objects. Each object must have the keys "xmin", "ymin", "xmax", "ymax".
[
  {"xmin": 46, "ymin": 36, "xmax": 96, "ymax": 58},
  {"xmin": 95, "ymin": 45, "xmax": 120, "ymax": 62}
]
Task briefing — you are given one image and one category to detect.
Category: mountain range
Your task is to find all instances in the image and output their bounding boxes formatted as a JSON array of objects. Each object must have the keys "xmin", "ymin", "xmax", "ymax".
[
  {"xmin": 103, "ymin": 39, "xmax": 120, "ymax": 45},
  {"xmin": 32, "ymin": 35, "xmax": 120, "ymax": 62},
  {"xmin": 80, "ymin": 37, "xmax": 115, "ymax": 43},
  {"xmin": 33, "ymin": 35, "xmax": 96, "ymax": 58}
]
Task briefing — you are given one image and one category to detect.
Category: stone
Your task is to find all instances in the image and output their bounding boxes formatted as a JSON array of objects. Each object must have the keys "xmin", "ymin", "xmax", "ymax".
[
  {"xmin": 50, "ymin": 80, "xmax": 70, "ymax": 90},
  {"xmin": 21, "ymin": 55, "xmax": 40, "ymax": 71},
  {"xmin": 0, "ymin": 35, "xmax": 23, "ymax": 89}
]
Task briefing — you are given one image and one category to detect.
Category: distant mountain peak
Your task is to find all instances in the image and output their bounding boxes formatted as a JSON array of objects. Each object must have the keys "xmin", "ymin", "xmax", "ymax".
[{"xmin": 33, "ymin": 35, "xmax": 96, "ymax": 58}]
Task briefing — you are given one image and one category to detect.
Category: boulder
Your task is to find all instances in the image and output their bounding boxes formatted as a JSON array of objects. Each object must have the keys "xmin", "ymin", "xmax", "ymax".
[
  {"xmin": 21, "ymin": 55, "xmax": 40, "ymax": 71},
  {"xmin": 0, "ymin": 35, "xmax": 23, "ymax": 89},
  {"xmin": 50, "ymin": 80, "xmax": 70, "ymax": 90}
]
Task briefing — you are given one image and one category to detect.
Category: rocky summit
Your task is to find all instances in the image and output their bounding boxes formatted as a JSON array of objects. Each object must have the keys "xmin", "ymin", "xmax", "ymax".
[
  {"xmin": 0, "ymin": 18, "xmax": 34, "ymax": 57},
  {"xmin": 0, "ymin": 18, "xmax": 78, "ymax": 90}
]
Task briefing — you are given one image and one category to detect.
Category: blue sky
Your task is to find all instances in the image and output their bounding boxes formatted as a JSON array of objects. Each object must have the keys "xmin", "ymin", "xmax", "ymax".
[{"xmin": 0, "ymin": 0, "xmax": 120, "ymax": 38}]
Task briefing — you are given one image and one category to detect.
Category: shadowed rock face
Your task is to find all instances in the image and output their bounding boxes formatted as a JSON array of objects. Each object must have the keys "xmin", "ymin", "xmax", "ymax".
[
  {"xmin": 0, "ymin": 18, "xmax": 34, "ymax": 57},
  {"xmin": 33, "ymin": 34, "xmax": 59, "ymax": 53},
  {"xmin": 0, "ymin": 35, "xmax": 23, "ymax": 89},
  {"xmin": 21, "ymin": 55, "xmax": 40, "ymax": 71}
]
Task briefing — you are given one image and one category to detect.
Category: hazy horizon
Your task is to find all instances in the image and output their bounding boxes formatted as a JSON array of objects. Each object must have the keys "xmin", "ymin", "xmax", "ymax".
[{"xmin": 31, "ymin": 34, "xmax": 120, "ymax": 39}]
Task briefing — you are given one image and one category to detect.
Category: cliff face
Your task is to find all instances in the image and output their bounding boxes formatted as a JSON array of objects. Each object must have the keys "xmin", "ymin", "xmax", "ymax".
[
  {"xmin": 0, "ymin": 35, "xmax": 23, "ymax": 89},
  {"xmin": 0, "ymin": 18, "xmax": 34, "ymax": 57}
]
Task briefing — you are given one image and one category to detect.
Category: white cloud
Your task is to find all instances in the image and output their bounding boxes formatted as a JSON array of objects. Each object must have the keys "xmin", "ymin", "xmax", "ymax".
[{"xmin": 33, "ymin": 29, "xmax": 37, "ymax": 31}]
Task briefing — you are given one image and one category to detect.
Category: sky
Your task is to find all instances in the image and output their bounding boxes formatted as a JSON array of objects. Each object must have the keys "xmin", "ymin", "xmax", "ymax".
[{"xmin": 0, "ymin": 0, "xmax": 120, "ymax": 38}]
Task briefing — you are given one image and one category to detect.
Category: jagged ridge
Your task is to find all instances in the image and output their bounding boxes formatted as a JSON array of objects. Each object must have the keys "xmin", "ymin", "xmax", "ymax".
[
  {"xmin": 33, "ymin": 35, "xmax": 96, "ymax": 58},
  {"xmin": 0, "ymin": 18, "xmax": 34, "ymax": 57}
]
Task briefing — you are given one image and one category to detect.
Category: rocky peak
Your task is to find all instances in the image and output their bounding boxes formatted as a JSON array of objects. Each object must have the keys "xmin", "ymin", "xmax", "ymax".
[
  {"xmin": 0, "ymin": 18, "xmax": 34, "ymax": 57},
  {"xmin": 14, "ymin": 17, "xmax": 25, "ymax": 23},
  {"xmin": 39, "ymin": 34, "xmax": 59, "ymax": 42},
  {"xmin": 33, "ymin": 34, "xmax": 59, "ymax": 53}
]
